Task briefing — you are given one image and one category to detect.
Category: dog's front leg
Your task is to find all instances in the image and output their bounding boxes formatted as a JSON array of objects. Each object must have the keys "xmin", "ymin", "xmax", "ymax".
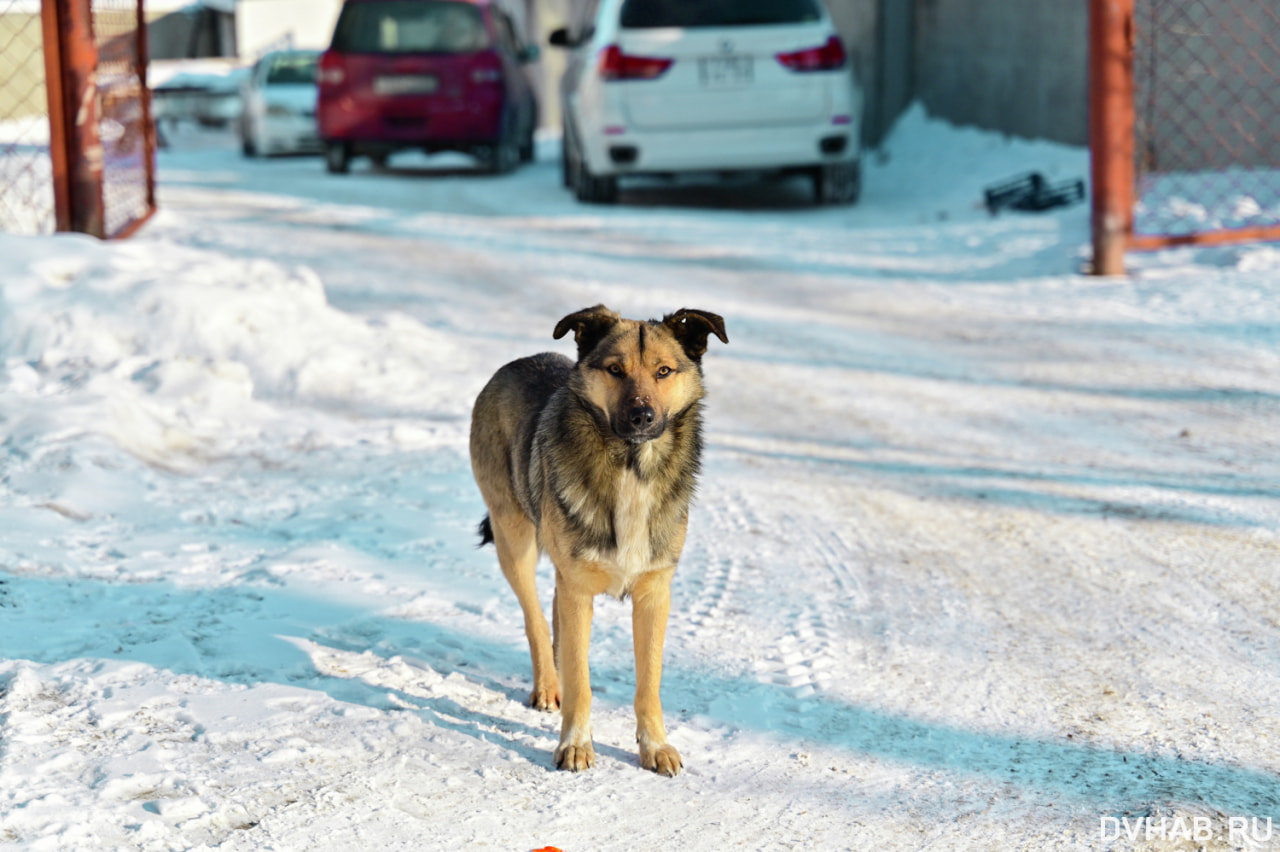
[
  {"xmin": 631, "ymin": 567, "xmax": 682, "ymax": 776},
  {"xmin": 553, "ymin": 573, "xmax": 596, "ymax": 771}
]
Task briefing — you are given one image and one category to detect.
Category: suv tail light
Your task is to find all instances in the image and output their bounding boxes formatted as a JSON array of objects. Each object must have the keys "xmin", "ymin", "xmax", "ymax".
[
  {"xmin": 598, "ymin": 44, "xmax": 673, "ymax": 81},
  {"xmin": 776, "ymin": 35, "xmax": 847, "ymax": 72},
  {"xmin": 317, "ymin": 51, "xmax": 346, "ymax": 86}
]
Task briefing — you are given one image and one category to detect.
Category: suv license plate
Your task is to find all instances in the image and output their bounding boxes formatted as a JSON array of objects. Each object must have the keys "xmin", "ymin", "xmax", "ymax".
[
  {"xmin": 373, "ymin": 75, "xmax": 439, "ymax": 95},
  {"xmin": 698, "ymin": 56, "xmax": 753, "ymax": 88}
]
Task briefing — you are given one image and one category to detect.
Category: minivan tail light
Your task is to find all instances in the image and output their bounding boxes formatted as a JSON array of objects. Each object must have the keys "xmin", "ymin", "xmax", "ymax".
[
  {"xmin": 317, "ymin": 51, "xmax": 346, "ymax": 86},
  {"xmin": 471, "ymin": 51, "xmax": 504, "ymax": 84},
  {"xmin": 776, "ymin": 35, "xmax": 847, "ymax": 72},
  {"xmin": 598, "ymin": 44, "xmax": 673, "ymax": 81}
]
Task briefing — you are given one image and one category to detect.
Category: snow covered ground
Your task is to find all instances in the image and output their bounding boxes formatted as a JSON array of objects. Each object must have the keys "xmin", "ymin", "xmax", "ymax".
[{"xmin": 3, "ymin": 106, "xmax": 1280, "ymax": 851}]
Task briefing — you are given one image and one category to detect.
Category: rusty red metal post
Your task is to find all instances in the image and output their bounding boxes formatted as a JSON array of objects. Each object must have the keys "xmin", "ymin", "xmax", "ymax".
[
  {"xmin": 40, "ymin": 0, "xmax": 72, "ymax": 232},
  {"xmin": 135, "ymin": 0, "xmax": 156, "ymax": 219},
  {"xmin": 1088, "ymin": 0, "xmax": 1136, "ymax": 276},
  {"xmin": 41, "ymin": 0, "xmax": 105, "ymax": 238}
]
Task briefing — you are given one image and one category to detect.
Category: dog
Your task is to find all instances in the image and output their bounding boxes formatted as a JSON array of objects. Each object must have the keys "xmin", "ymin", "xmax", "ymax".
[{"xmin": 469, "ymin": 305, "xmax": 728, "ymax": 776}]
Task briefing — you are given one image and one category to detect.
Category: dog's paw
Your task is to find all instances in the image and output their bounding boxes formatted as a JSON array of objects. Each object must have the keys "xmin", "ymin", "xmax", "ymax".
[
  {"xmin": 640, "ymin": 743, "xmax": 683, "ymax": 777},
  {"xmin": 529, "ymin": 686, "xmax": 561, "ymax": 712},
  {"xmin": 553, "ymin": 742, "xmax": 595, "ymax": 772}
]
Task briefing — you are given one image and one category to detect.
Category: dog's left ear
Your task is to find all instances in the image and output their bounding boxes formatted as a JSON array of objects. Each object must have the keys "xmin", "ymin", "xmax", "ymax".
[
  {"xmin": 662, "ymin": 309, "xmax": 729, "ymax": 361},
  {"xmin": 553, "ymin": 304, "xmax": 622, "ymax": 360}
]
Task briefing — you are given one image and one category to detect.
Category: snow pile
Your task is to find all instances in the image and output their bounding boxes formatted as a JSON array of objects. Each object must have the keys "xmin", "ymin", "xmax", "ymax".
[{"xmin": 1, "ymin": 231, "xmax": 469, "ymax": 473}]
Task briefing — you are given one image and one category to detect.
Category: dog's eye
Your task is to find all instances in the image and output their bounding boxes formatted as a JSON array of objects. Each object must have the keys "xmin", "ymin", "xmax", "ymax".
[
  {"xmin": 607, "ymin": 364, "xmax": 624, "ymax": 377},
  {"xmin": 656, "ymin": 366, "xmax": 673, "ymax": 378}
]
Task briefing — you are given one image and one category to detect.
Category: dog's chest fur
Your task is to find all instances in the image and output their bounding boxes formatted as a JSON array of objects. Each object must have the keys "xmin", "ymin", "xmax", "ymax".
[
  {"xmin": 598, "ymin": 466, "xmax": 658, "ymax": 598},
  {"xmin": 533, "ymin": 390, "xmax": 701, "ymax": 598}
]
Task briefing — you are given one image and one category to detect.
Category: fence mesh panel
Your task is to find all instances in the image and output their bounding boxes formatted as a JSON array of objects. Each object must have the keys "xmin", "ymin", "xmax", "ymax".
[
  {"xmin": 0, "ymin": 0, "xmax": 55, "ymax": 235},
  {"xmin": 1132, "ymin": 0, "xmax": 1280, "ymax": 239},
  {"xmin": 0, "ymin": 0, "xmax": 153, "ymax": 239},
  {"xmin": 94, "ymin": 0, "xmax": 153, "ymax": 238}
]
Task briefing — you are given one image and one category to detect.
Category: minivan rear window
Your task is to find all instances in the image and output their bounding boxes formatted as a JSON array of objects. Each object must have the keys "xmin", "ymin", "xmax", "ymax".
[
  {"xmin": 330, "ymin": 1, "xmax": 491, "ymax": 53},
  {"xmin": 266, "ymin": 54, "xmax": 318, "ymax": 85},
  {"xmin": 619, "ymin": 0, "xmax": 822, "ymax": 29}
]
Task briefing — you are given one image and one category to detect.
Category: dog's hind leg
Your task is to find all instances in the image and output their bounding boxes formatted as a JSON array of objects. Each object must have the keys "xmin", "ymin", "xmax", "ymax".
[
  {"xmin": 631, "ymin": 567, "xmax": 682, "ymax": 776},
  {"xmin": 490, "ymin": 510, "xmax": 560, "ymax": 711}
]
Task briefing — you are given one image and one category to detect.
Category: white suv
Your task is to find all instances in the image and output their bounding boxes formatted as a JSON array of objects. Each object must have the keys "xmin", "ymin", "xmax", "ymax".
[{"xmin": 549, "ymin": 0, "xmax": 862, "ymax": 205}]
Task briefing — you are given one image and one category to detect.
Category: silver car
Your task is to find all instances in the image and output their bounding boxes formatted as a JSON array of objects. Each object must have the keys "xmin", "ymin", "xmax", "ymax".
[{"xmin": 240, "ymin": 50, "xmax": 323, "ymax": 157}]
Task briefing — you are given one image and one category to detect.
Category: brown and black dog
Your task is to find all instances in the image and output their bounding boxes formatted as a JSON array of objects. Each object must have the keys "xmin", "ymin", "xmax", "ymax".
[{"xmin": 469, "ymin": 305, "xmax": 728, "ymax": 775}]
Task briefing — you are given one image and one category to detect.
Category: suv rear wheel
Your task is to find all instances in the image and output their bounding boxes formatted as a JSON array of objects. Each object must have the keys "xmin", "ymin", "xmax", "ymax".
[
  {"xmin": 566, "ymin": 127, "xmax": 617, "ymax": 204},
  {"xmin": 814, "ymin": 159, "xmax": 861, "ymax": 205},
  {"xmin": 561, "ymin": 122, "xmax": 575, "ymax": 188},
  {"xmin": 575, "ymin": 159, "xmax": 618, "ymax": 204}
]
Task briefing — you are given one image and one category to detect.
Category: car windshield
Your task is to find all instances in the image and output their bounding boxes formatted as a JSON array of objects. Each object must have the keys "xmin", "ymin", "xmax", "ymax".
[
  {"xmin": 266, "ymin": 54, "xmax": 318, "ymax": 84},
  {"xmin": 330, "ymin": 1, "xmax": 491, "ymax": 53},
  {"xmin": 619, "ymin": 0, "xmax": 822, "ymax": 28}
]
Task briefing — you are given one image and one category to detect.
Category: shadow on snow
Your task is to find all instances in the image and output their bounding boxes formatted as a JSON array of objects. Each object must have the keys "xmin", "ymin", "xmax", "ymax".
[{"xmin": 1, "ymin": 571, "xmax": 1277, "ymax": 821}]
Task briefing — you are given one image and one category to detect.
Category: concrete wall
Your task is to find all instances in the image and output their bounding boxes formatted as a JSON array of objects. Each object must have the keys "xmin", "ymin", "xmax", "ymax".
[
  {"xmin": 236, "ymin": 0, "xmax": 341, "ymax": 58},
  {"xmin": 823, "ymin": 0, "xmax": 885, "ymax": 146},
  {"xmin": 913, "ymin": 0, "xmax": 1088, "ymax": 145}
]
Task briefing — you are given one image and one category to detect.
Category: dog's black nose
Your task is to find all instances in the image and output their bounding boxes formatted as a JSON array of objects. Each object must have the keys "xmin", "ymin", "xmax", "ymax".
[{"xmin": 629, "ymin": 405, "xmax": 656, "ymax": 429}]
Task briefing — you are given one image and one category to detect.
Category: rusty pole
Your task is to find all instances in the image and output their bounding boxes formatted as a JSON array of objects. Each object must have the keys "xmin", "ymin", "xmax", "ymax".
[
  {"xmin": 1088, "ymin": 0, "xmax": 1135, "ymax": 276},
  {"xmin": 40, "ymin": 0, "xmax": 71, "ymax": 232},
  {"xmin": 41, "ymin": 0, "xmax": 105, "ymax": 238},
  {"xmin": 135, "ymin": 0, "xmax": 156, "ymax": 216}
]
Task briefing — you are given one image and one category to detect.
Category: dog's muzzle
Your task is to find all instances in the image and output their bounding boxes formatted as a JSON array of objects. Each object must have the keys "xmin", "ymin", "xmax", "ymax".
[{"xmin": 618, "ymin": 403, "xmax": 663, "ymax": 443}]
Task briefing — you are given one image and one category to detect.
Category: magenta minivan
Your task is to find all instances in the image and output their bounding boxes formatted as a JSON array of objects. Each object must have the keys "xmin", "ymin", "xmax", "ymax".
[{"xmin": 317, "ymin": 0, "xmax": 539, "ymax": 174}]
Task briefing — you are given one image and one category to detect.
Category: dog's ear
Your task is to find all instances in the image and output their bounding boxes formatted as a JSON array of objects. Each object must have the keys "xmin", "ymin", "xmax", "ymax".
[
  {"xmin": 553, "ymin": 304, "xmax": 622, "ymax": 360},
  {"xmin": 662, "ymin": 309, "xmax": 729, "ymax": 361}
]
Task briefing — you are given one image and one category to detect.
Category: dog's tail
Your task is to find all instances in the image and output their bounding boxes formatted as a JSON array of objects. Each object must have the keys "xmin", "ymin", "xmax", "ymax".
[{"xmin": 477, "ymin": 515, "xmax": 494, "ymax": 547}]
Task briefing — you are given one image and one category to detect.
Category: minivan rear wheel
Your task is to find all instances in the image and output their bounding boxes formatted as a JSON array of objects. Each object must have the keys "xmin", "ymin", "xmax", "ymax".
[
  {"xmin": 325, "ymin": 141, "xmax": 350, "ymax": 175},
  {"xmin": 519, "ymin": 120, "xmax": 536, "ymax": 164},
  {"xmin": 479, "ymin": 114, "xmax": 520, "ymax": 175},
  {"xmin": 479, "ymin": 140, "xmax": 518, "ymax": 174}
]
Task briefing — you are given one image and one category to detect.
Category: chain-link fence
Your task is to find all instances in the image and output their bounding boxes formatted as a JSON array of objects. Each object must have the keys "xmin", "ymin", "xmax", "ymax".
[
  {"xmin": 1133, "ymin": 0, "xmax": 1280, "ymax": 243},
  {"xmin": 0, "ymin": 0, "xmax": 154, "ymax": 239},
  {"xmin": 0, "ymin": 0, "xmax": 56, "ymax": 234},
  {"xmin": 94, "ymin": 0, "xmax": 156, "ymax": 238},
  {"xmin": 1090, "ymin": 0, "xmax": 1280, "ymax": 272}
]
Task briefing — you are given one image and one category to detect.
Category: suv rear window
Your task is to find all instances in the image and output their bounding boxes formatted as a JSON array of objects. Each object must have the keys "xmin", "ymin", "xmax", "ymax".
[
  {"xmin": 331, "ymin": 1, "xmax": 491, "ymax": 53},
  {"xmin": 619, "ymin": 0, "xmax": 822, "ymax": 29}
]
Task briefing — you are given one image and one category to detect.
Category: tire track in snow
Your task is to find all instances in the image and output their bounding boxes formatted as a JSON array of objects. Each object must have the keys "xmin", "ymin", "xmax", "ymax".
[
  {"xmin": 748, "ymin": 525, "xmax": 862, "ymax": 702},
  {"xmin": 678, "ymin": 483, "xmax": 876, "ymax": 722}
]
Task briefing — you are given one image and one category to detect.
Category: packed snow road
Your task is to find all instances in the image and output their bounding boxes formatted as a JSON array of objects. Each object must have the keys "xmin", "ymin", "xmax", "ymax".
[{"xmin": 2, "ymin": 109, "xmax": 1280, "ymax": 851}]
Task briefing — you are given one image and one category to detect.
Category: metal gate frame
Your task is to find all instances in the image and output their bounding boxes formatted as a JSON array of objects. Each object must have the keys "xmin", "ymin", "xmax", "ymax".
[
  {"xmin": 1089, "ymin": 0, "xmax": 1280, "ymax": 274},
  {"xmin": 40, "ymin": 0, "xmax": 155, "ymax": 239}
]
